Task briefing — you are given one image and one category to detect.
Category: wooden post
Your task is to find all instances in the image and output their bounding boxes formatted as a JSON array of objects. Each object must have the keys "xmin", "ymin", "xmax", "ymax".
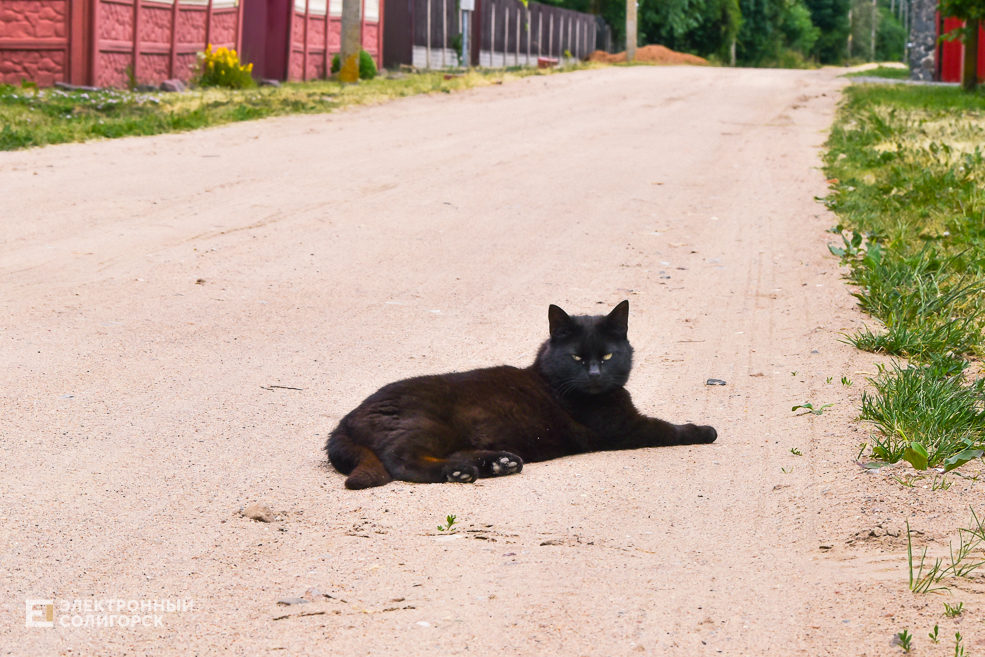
[
  {"xmin": 526, "ymin": 5, "xmax": 530, "ymax": 65},
  {"xmin": 963, "ymin": 18, "xmax": 980, "ymax": 90},
  {"xmin": 626, "ymin": 0, "xmax": 636, "ymax": 62},
  {"xmin": 442, "ymin": 0, "xmax": 447, "ymax": 67},
  {"xmin": 491, "ymin": 3, "xmax": 495, "ymax": 64},
  {"xmin": 505, "ymin": 5, "xmax": 510, "ymax": 64},
  {"xmin": 548, "ymin": 13, "xmax": 552, "ymax": 57},
  {"xmin": 515, "ymin": 4, "xmax": 519, "ymax": 63},
  {"xmin": 426, "ymin": 0, "xmax": 431, "ymax": 67},
  {"xmin": 538, "ymin": 11, "xmax": 541, "ymax": 57}
]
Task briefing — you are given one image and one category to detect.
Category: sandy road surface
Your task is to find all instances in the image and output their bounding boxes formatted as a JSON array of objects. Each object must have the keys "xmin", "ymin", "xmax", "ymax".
[{"xmin": 3, "ymin": 66, "xmax": 982, "ymax": 656}]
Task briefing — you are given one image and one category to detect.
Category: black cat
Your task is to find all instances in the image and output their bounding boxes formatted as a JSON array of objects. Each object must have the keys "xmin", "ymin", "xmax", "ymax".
[{"xmin": 326, "ymin": 301, "xmax": 717, "ymax": 489}]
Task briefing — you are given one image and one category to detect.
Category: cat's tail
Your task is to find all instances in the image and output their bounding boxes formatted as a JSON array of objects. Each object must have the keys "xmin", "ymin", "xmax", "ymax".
[{"xmin": 326, "ymin": 423, "xmax": 392, "ymax": 490}]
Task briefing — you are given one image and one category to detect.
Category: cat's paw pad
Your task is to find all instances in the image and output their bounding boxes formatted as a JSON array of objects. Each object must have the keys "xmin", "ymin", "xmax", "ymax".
[
  {"xmin": 489, "ymin": 453, "xmax": 523, "ymax": 476},
  {"xmin": 444, "ymin": 466, "xmax": 478, "ymax": 483}
]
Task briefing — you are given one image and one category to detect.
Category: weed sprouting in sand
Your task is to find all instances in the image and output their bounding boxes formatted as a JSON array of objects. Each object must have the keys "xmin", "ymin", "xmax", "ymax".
[
  {"xmin": 944, "ymin": 601, "xmax": 964, "ymax": 617},
  {"xmin": 437, "ymin": 515, "xmax": 458, "ymax": 532},
  {"xmin": 906, "ymin": 509, "xmax": 985, "ymax": 594},
  {"xmin": 895, "ymin": 628, "xmax": 913, "ymax": 652},
  {"xmin": 792, "ymin": 402, "xmax": 833, "ymax": 415},
  {"xmin": 908, "ymin": 520, "xmax": 949, "ymax": 594}
]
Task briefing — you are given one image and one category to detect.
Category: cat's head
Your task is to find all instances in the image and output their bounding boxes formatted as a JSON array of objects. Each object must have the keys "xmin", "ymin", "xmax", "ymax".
[{"xmin": 536, "ymin": 300, "xmax": 634, "ymax": 395}]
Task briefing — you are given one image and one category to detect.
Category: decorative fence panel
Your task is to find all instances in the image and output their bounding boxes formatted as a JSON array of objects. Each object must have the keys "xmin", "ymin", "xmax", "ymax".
[
  {"xmin": 93, "ymin": 0, "xmax": 241, "ymax": 87},
  {"xmin": 385, "ymin": 0, "xmax": 605, "ymax": 71},
  {"xmin": 284, "ymin": 0, "xmax": 381, "ymax": 81},
  {"xmin": 477, "ymin": 0, "xmax": 595, "ymax": 67},
  {"xmin": 0, "ymin": 0, "xmax": 242, "ymax": 87},
  {"xmin": 0, "ymin": 0, "xmax": 76, "ymax": 85}
]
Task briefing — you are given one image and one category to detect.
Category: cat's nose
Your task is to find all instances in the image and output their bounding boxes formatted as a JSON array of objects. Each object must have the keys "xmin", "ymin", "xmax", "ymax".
[{"xmin": 588, "ymin": 363, "xmax": 601, "ymax": 378}]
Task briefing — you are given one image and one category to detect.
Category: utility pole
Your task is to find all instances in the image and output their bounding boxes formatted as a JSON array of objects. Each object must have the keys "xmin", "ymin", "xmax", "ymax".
[
  {"xmin": 626, "ymin": 0, "xmax": 637, "ymax": 61},
  {"xmin": 339, "ymin": 0, "xmax": 361, "ymax": 82}
]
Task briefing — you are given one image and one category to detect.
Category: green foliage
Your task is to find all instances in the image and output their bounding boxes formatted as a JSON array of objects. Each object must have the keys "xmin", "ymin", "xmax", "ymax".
[
  {"xmin": 940, "ymin": 0, "xmax": 985, "ymax": 22},
  {"xmin": 792, "ymin": 402, "xmax": 834, "ymax": 414},
  {"xmin": 860, "ymin": 361, "xmax": 985, "ymax": 468},
  {"xmin": 845, "ymin": 65, "xmax": 910, "ymax": 78},
  {"xmin": 1, "ymin": 68, "xmax": 564, "ymax": 151},
  {"xmin": 196, "ymin": 44, "xmax": 256, "ymax": 89},
  {"xmin": 895, "ymin": 628, "xmax": 913, "ymax": 652},
  {"xmin": 804, "ymin": 0, "xmax": 849, "ymax": 62},
  {"xmin": 736, "ymin": 0, "xmax": 820, "ymax": 66},
  {"xmin": 876, "ymin": 7, "xmax": 907, "ymax": 61},
  {"xmin": 944, "ymin": 601, "xmax": 964, "ymax": 616},
  {"xmin": 437, "ymin": 514, "xmax": 458, "ymax": 532},
  {"xmin": 330, "ymin": 50, "xmax": 378, "ymax": 79}
]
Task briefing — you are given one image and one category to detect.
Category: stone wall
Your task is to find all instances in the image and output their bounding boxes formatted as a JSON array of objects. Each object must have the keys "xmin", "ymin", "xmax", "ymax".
[{"xmin": 908, "ymin": 0, "xmax": 937, "ymax": 81}]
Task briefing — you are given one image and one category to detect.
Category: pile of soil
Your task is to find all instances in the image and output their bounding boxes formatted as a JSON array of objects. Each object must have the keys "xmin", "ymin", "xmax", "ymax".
[{"xmin": 588, "ymin": 44, "xmax": 708, "ymax": 66}]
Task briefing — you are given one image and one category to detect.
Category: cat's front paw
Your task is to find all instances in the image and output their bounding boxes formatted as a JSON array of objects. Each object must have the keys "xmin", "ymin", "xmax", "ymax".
[
  {"xmin": 679, "ymin": 424, "xmax": 717, "ymax": 444},
  {"xmin": 695, "ymin": 425, "xmax": 717, "ymax": 444},
  {"xmin": 488, "ymin": 453, "xmax": 523, "ymax": 476},
  {"xmin": 444, "ymin": 465, "xmax": 478, "ymax": 483}
]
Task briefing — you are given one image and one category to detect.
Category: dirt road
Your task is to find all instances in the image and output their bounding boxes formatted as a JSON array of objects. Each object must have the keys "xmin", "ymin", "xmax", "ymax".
[{"xmin": 3, "ymin": 66, "xmax": 980, "ymax": 655}]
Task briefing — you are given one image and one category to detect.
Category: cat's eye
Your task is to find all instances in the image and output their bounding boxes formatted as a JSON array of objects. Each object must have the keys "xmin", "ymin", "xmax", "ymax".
[
  {"xmin": 603, "ymin": 353, "xmax": 613, "ymax": 360},
  {"xmin": 571, "ymin": 355, "xmax": 582, "ymax": 361}
]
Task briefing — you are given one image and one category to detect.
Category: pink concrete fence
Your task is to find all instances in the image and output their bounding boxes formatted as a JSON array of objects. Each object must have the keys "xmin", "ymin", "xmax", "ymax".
[
  {"xmin": 0, "ymin": 0, "xmax": 242, "ymax": 87},
  {"xmin": 284, "ymin": 0, "xmax": 382, "ymax": 81}
]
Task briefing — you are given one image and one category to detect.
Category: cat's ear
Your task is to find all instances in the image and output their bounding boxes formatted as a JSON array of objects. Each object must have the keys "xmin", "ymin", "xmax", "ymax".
[
  {"xmin": 548, "ymin": 304, "xmax": 576, "ymax": 339},
  {"xmin": 604, "ymin": 300, "xmax": 630, "ymax": 335}
]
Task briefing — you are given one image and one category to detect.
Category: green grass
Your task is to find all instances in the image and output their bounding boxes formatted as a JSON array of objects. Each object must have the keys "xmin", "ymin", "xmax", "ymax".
[
  {"xmin": 845, "ymin": 65, "xmax": 911, "ymax": 79},
  {"xmin": 0, "ymin": 64, "xmax": 599, "ymax": 151},
  {"xmin": 825, "ymin": 84, "xmax": 985, "ymax": 471},
  {"xmin": 860, "ymin": 361, "xmax": 985, "ymax": 467}
]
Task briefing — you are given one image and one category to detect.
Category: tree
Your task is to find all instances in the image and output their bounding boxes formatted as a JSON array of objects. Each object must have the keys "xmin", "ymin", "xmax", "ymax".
[
  {"xmin": 736, "ymin": 0, "xmax": 819, "ymax": 65},
  {"xmin": 802, "ymin": 0, "xmax": 850, "ymax": 63},
  {"xmin": 940, "ymin": 0, "xmax": 985, "ymax": 90}
]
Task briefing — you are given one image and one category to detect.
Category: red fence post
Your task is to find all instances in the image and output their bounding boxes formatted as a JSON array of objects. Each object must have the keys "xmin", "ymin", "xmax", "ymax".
[
  {"xmin": 235, "ymin": 0, "xmax": 244, "ymax": 52},
  {"xmin": 205, "ymin": 0, "xmax": 213, "ymax": 49},
  {"xmin": 169, "ymin": 0, "xmax": 179, "ymax": 77},
  {"xmin": 303, "ymin": 0, "xmax": 310, "ymax": 79},
  {"xmin": 132, "ymin": 0, "xmax": 142, "ymax": 83}
]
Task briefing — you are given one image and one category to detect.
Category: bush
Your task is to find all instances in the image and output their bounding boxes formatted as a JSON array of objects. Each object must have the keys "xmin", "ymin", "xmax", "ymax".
[
  {"xmin": 196, "ymin": 44, "xmax": 255, "ymax": 89},
  {"xmin": 330, "ymin": 50, "xmax": 377, "ymax": 80}
]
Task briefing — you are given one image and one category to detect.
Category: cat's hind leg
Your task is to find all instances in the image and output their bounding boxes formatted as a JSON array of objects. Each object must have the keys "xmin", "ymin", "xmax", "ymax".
[
  {"xmin": 384, "ymin": 455, "xmax": 479, "ymax": 484},
  {"xmin": 448, "ymin": 450, "xmax": 524, "ymax": 478}
]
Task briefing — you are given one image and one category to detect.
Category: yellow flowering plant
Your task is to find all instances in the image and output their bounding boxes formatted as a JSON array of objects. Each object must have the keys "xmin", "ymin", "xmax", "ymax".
[{"xmin": 196, "ymin": 44, "xmax": 256, "ymax": 89}]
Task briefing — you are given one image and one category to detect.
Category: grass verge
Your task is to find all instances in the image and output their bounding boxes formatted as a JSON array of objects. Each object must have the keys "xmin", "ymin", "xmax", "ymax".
[
  {"xmin": 824, "ymin": 83, "xmax": 985, "ymax": 471},
  {"xmin": 845, "ymin": 65, "xmax": 911, "ymax": 79},
  {"xmin": 0, "ymin": 64, "xmax": 600, "ymax": 151}
]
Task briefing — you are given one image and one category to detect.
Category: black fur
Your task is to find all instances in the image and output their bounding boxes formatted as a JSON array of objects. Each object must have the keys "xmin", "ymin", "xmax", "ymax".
[{"xmin": 326, "ymin": 301, "xmax": 717, "ymax": 489}]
